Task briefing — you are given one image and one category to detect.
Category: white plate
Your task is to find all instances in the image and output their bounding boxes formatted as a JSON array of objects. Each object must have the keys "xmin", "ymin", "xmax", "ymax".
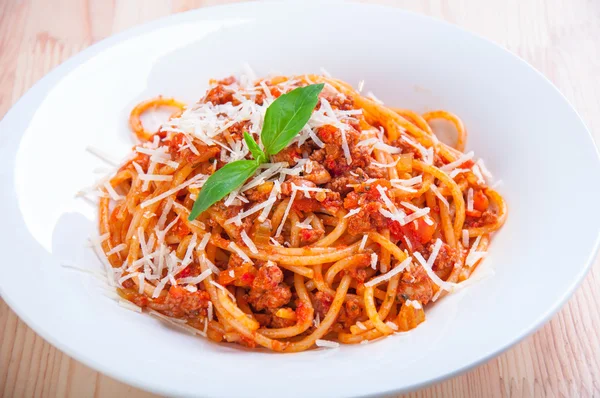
[{"xmin": 1, "ymin": 2, "xmax": 599, "ymax": 397}]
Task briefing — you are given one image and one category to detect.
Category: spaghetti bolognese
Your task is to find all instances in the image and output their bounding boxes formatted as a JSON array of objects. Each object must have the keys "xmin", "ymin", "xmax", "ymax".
[{"xmin": 92, "ymin": 73, "xmax": 506, "ymax": 351}]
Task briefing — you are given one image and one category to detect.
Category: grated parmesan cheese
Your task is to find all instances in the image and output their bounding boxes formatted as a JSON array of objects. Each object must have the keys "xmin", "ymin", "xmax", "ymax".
[
  {"xmin": 364, "ymin": 257, "xmax": 412, "ymax": 287},
  {"xmin": 370, "ymin": 253, "xmax": 378, "ymax": 270},
  {"xmin": 138, "ymin": 174, "xmax": 173, "ymax": 182},
  {"xmin": 103, "ymin": 181, "xmax": 123, "ymax": 201},
  {"xmin": 315, "ymin": 339, "xmax": 339, "ymax": 349},
  {"xmin": 344, "ymin": 208, "xmax": 361, "ymax": 218},
  {"xmin": 413, "ymin": 248, "xmax": 455, "ymax": 291},
  {"xmin": 140, "ymin": 174, "xmax": 206, "ymax": 209},
  {"xmin": 275, "ymin": 189, "xmax": 297, "ymax": 237},
  {"xmin": 258, "ymin": 180, "xmax": 281, "ymax": 222},
  {"xmin": 373, "ymin": 141, "xmax": 402, "ymax": 154},
  {"xmin": 226, "ymin": 198, "xmax": 276, "ymax": 226},
  {"xmin": 366, "ymin": 91, "xmax": 383, "ymax": 104},
  {"xmin": 240, "ymin": 230, "xmax": 259, "ymax": 254},
  {"xmin": 467, "ymin": 188, "xmax": 474, "ymax": 212},
  {"xmin": 440, "ymin": 151, "xmax": 474, "ymax": 173},
  {"xmin": 405, "ymin": 299, "xmax": 423, "ymax": 310},
  {"xmin": 210, "ymin": 280, "xmax": 236, "ymax": 301},
  {"xmin": 359, "ymin": 235, "xmax": 368, "ymax": 251},
  {"xmin": 106, "ymin": 244, "xmax": 126, "ymax": 256},
  {"xmin": 119, "ymin": 300, "xmax": 142, "ymax": 313},
  {"xmin": 449, "ymin": 168, "xmax": 470, "ymax": 179},
  {"xmin": 296, "ymin": 214, "xmax": 314, "ymax": 230},
  {"xmin": 228, "ymin": 242, "xmax": 253, "ymax": 264},
  {"xmin": 429, "ymin": 184, "xmax": 449, "ymax": 208},
  {"xmin": 476, "ymin": 159, "xmax": 493, "ymax": 181},
  {"xmin": 86, "ymin": 146, "xmax": 119, "ymax": 166},
  {"xmin": 385, "ymin": 321, "xmax": 399, "ymax": 331}
]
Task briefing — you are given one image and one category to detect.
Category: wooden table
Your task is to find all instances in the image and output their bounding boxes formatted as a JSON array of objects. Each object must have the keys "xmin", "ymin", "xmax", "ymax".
[{"xmin": 1, "ymin": 0, "xmax": 599, "ymax": 396}]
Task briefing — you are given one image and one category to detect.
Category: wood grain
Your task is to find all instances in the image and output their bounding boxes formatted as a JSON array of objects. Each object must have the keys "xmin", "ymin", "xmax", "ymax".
[{"xmin": 1, "ymin": 0, "xmax": 599, "ymax": 396}]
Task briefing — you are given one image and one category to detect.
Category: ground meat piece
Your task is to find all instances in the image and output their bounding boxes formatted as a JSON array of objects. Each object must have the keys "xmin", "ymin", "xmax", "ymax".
[
  {"xmin": 396, "ymin": 302, "xmax": 426, "ymax": 332},
  {"xmin": 218, "ymin": 261, "xmax": 257, "ymax": 288},
  {"xmin": 345, "ymin": 253, "xmax": 371, "ymax": 282},
  {"xmin": 215, "ymin": 76, "xmax": 236, "ymax": 86},
  {"xmin": 321, "ymin": 192, "xmax": 344, "ymax": 213},
  {"xmin": 326, "ymin": 174, "xmax": 361, "ymax": 195},
  {"xmin": 345, "ymin": 298, "xmax": 361, "ymax": 319},
  {"xmin": 343, "ymin": 181, "xmax": 391, "ymax": 235},
  {"xmin": 244, "ymin": 186, "xmax": 270, "ymax": 203},
  {"xmin": 292, "ymin": 193, "xmax": 342, "ymax": 215},
  {"xmin": 390, "ymin": 138, "xmax": 421, "ymax": 158},
  {"xmin": 253, "ymin": 313, "xmax": 270, "ymax": 327},
  {"xmin": 464, "ymin": 210, "xmax": 499, "ymax": 228},
  {"xmin": 268, "ymin": 313, "xmax": 297, "ymax": 328},
  {"xmin": 303, "ymin": 161, "xmax": 331, "ymax": 185},
  {"xmin": 388, "ymin": 217, "xmax": 437, "ymax": 253},
  {"xmin": 425, "ymin": 242, "xmax": 459, "ymax": 280},
  {"xmin": 346, "ymin": 207, "xmax": 375, "ymax": 235},
  {"xmin": 481, "ymin": 210, "xmax": 499, "ymax": 224},
  {"xmin": 211, "ymin": 206, "xmax": 251, "ymax": 241},
  {"xmin": 248, "ymin": 285, "xmax": 291, "ymax": 312},
  {"xmin": 253, "ymin": 309, "xmax": 296, "ymax": 329},
  {"xmin": 348, "ymin": 145, "xmax": 372, "ymax": 170},
  {"xmin": 338, "ymin": 297, "xmax": 362, "ymax": 328},
  {"xmin": 397, "ymin": 266, "xmax": 434, "ymax": 305},
  {"xmin": 317, "ymin": 125, "xmax": 341, "ymax": 145},
  {"xmin": 320, "ymin": 90, "xmax": 354, "ymax": 111},
  {"xmin": 162, "ymin": 286, "xmax": 211, "ymax": 317},
  {"xmin": 176, "ymin": 260, "xmax": 202, "ymax": 280},
  {"xmin": 348, "ymin": 267, "xmax": 369, "ymax": 283},
  {"xmin": 122, "ymin": 152, "xmax": 149, "ymax": 172},
  {"xmin": 247, "ymin": 264, "xmax": 292, "ymax": 311},
  {"xmin": 281, "ymin": 178, "xmax": 316, "ymax": 196},
  {"xmin": 204, "ymin": 84, "xmax": 234, "ymax": 105},
  {"xmin": 310, "ymin": 148, "xmax": 326, "ymax": 163},
  {"xmin": 299, "ymin": 227, "xmax": 325, "ymax": 245},
  {"xmin": 315, "ymin": 124, "xmax": 367, "ymax": 177},
  {"xmin": 362, "ymin": 163, "xmax": 387, "ymax": 179},
  {"xmin": 312, "ymin": 291, "xmax": 334, "ymax": 319},
  {"xmin": 271, "ymin": 145, "xmax": 303, "ymax": 166},
  {"xmin": 168, "ymin": 133, "xmax": 220, "ymax": 165},
  {"xmin": 225, "ymin": 121, "xmax": 252, "ymax": 142},
  {"xmin": 172, "ymin": 218, "xmax": 191, "ymax": 239}
]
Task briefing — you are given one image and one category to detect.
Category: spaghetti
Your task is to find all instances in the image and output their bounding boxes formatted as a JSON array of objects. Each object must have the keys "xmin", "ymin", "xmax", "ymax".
[{"xmin": 93, "ymin": 74, "xmax": 506, "ymax": 351}]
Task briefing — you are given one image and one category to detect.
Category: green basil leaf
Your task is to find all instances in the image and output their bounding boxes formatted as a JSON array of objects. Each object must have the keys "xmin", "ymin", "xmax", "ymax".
[
  {"xmin": 243, "ymin": 132, "xmax": 266, "ymax": 163},
  {"xmin": 188, "ymin": 160, "xmax": 259, "ymax": 220},
  {"xmin": 261, "ymin": 83, "xmax": 324, "ymax": 156}
]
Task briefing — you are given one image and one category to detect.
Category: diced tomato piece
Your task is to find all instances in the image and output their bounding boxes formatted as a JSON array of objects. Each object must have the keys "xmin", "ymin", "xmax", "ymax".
[
  {"xmin": 466, "ymin": 210, "xmax": 482, "ymax": 218},
  {"xmin": 316, "ymin": 125, "xmax": 338, "ymax": 144},
  {"xmin": 461, "ymin": 159, "xmax": 475, "ymax": 168},
  {"xmin": 240, "ymin": 272, "xmax": 256, "ymax": 286},
  {"xmin": 172, "ymin": 219, "xmax": 191, "ymax": 238},
  {"xmin": 271, "ymin": 86, "xmax": 282, "ymax": 98},
  {"xmin": 177, "ymin": 266, "xmax": 192, "ymax": 279},
  {"xmin": 168, "ymin": 285, "xmax": 185, "ymax": 299},
  {"xmin": 295, "ymin": 301, "xmax": 312, "ymax": 323},
  {"xmin": 473, "ymin": 190, "xmax": 489, "ymax": 212},
  {"xmin": 389, "ymin": 217, "xmax": 437, "ymax": 246},
  {"xmin": 293, "ymin": 198, "xmax": 320, "ymax": 212},
  {"xmin": 218, "ymin": 263, "xmax": 257, "ymax": 287},
  {"xmin": 413, "ymin": 217, "xmax": 436, "ymax": 244}
]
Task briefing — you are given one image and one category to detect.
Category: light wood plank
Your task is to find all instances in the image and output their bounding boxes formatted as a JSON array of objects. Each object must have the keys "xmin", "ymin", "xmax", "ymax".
[{"xmin": 0, "ymin": 0, "xmax": 599, "ymax": 397}]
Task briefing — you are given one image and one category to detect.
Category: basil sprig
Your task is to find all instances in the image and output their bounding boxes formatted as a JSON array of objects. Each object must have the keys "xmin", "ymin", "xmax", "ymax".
[{"xmin": 188, "ymin": 83, "xmax": 324, "ymax": 220}]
